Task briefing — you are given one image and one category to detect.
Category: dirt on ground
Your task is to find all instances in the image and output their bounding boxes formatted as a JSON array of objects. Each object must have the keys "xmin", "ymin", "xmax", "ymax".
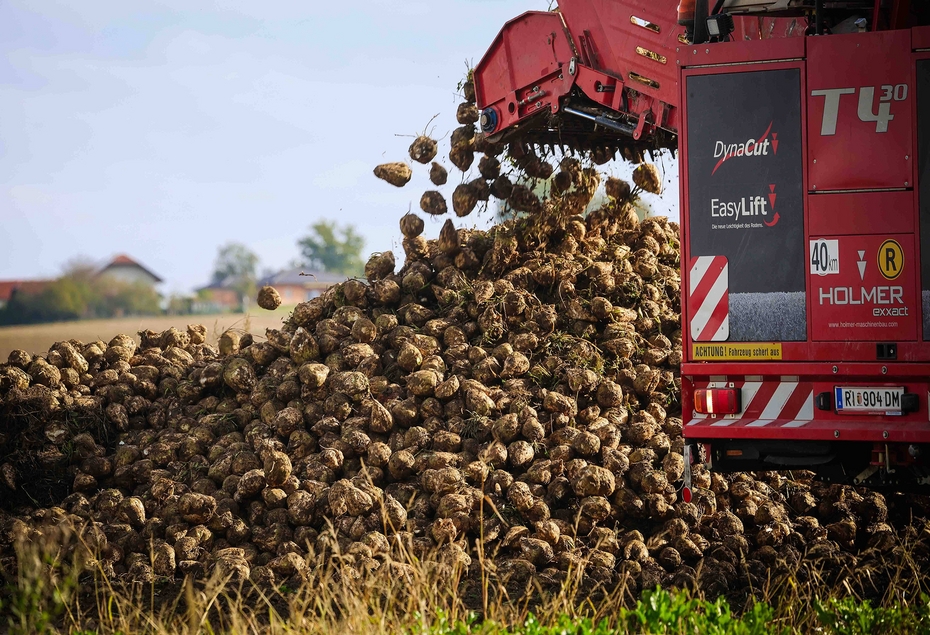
[{"xmin": 0, "ymin": 311, "xmax": 291, "ymax": 360}]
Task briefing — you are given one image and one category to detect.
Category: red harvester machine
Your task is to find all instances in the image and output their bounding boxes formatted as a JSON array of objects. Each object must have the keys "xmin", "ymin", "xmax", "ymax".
[{"xmin": 474, "ymin": 0, "xmax": 930, "ymax": 490}]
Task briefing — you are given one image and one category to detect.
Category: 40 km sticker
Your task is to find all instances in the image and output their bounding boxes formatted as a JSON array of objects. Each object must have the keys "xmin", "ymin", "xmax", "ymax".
[
  {"xmin": 810, "ymin": 239, "xmax": 839, "ymax": 276},
  {"xmin": 878, "ymin": 239, "xmax": 904, "ymax": 280}
]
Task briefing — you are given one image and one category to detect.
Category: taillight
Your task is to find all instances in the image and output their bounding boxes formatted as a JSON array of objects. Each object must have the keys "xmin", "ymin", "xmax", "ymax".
[{"xmin": 693, "ymin": 388, "xmax": 741, "ymax": 415}]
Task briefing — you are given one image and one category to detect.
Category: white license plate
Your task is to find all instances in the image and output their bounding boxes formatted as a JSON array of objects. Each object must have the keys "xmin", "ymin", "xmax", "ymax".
[{"xmin": 835, "ymin": 386, "xmax": 905, "ymax": 415}]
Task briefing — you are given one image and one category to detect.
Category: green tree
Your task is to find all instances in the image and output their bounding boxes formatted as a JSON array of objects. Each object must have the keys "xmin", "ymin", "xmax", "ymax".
[
  {"xmin": 39, "ymin": 278, "xmax": 94, "ymax": 320},
  {"xmin": 296, "ymin": 221, "xmax": 365, "ymax": 276},
  {"xmin": 0, "ymin": 283, "xmax": 73, "ymax": 325},
  {"xmin": 212, "ymin": 242, "xmax": 259, "ymax": 308},
  {"xmin": 61, "ymin": 256, "xmax": 100, "ymax": 283},
  {"xmin": 166, "ymin": 294, "xmax": 193, "ymax": 315}
]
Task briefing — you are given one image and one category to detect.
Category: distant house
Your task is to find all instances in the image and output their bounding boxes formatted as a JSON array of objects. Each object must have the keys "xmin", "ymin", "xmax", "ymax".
[
  {"xmin": 97, "ymin": 254, "xmax": 163, "ymax": 286},
  {"xmin": 194, "ymin": 275, "xmax": 244, "ymax": 313},
  {"xmin": 192, "ymin": 267, "xmax": 346, "ymax": 314},
  {"xmin": 0, "ymin": 280, "xmax": 51, "ymax": 309},
  {"xmin": 0, "ymin": 254, "xmax": 162, "ymax": 310},
  {"xmin": 259, "ymin": 268, "xmax": 347, "ymax": 304}
]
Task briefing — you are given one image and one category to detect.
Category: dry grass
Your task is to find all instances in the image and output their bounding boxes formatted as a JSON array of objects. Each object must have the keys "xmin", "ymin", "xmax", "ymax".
[
  {"xmin": 3, "ymin": 517, "xmax": 930, "ymax": 635},
  {"xmin": 0, "ymin": 310, "xmax": 295, "ymax": 360}
]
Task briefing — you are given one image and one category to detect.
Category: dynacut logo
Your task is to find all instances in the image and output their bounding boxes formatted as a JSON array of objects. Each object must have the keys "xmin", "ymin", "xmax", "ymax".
[{"xmin": 712, "ymin": 121, "xmax": 779, "ymax": 175}]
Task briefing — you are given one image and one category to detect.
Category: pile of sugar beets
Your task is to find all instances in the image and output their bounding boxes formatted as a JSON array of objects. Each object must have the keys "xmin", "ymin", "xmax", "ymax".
[{"xmin": 1, "ymin": 79, "xmax": 929, "ymax": 603}]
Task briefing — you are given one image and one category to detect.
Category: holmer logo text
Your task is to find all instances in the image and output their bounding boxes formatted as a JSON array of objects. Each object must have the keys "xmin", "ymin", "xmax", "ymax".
[{"xmin": 819, "ymin": 286, "xmax": 909, "ymax": 316}]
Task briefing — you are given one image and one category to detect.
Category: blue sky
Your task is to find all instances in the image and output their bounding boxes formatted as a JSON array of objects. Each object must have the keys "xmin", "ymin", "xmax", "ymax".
[{"xmin": 0, "ymin": 0, "xmax": 676, "ymax": 295}]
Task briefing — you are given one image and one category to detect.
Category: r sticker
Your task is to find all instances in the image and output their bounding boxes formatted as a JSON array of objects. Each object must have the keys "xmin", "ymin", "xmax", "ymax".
[{"xmin": 878, "ymin": 239, "xmax": 904, "ymax": 280}]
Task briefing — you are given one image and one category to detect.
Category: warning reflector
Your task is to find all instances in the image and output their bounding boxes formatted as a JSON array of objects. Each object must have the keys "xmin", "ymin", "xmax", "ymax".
[{"xmin": 689, "ymin": 256, "xmax": 729, "ymax": 341}]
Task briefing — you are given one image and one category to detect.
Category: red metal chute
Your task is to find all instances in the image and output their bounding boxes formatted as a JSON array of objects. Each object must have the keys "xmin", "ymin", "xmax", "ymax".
[{"xmin": 474, "ymin": 1, "xmax": 681, "ymax": 155}]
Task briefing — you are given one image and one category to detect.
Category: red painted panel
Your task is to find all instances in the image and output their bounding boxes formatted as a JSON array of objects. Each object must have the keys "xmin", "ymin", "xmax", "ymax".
[
  {"xmin": 474, "ymin": 12, "xmax": 576, "ymax": 131},
  {"xmin": 682, "ymin": 362, "xmax": 930, "ymax": 378},
  {"xmin": 558, "ymin": 0, "xmax": 681, "ymax": 106},
  {"xmin": 679, "ymin": 36, "xmax": 805, "ymax": 68},
  {"xmin": 807, "ymin": 31, "xmax": 914, "ymax": 191},
  {"xmin": 809, "ymin": 233, "xmax": 918, "ymax": 341},
  {"xmin": 685, "ymin": 417, "xmax": 930, "ymax": 443},
  {"xmin": 913, "ymin": 25, "xmax": 930, "ymax": 51},
  {"xmin": 808, "ymin": 191, "xmax": 915, "ymax": 236}
]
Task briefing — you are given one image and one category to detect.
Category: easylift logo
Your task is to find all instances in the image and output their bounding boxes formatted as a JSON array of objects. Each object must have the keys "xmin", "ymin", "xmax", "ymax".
[
  {"xmin": 712, "ymin": 121, "xmax": 779, "ymax": 175},
  {"xmin": 710, "ymin": 184, "xmax": 781, "ymax": 227}
]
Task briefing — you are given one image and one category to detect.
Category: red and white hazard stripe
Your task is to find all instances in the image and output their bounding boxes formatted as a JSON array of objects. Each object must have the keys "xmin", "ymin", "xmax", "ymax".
[
  {"xmin": 687, "ymin": 378, "xmax": 814, "ymax": 428},
  {"xmin": 689, "ymin": 256, "xmax": 729, "ymax": 342}
]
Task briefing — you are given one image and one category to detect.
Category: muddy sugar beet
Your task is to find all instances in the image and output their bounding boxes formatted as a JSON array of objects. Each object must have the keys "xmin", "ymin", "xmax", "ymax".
[
  {"xmin": 373, "ymin": 162, "xmax": 413, "ymax": 187},
  {"xmin": 1, "ymin": 86, "xmax": 925, "ymax": 600},
  {"xmin": 1, "ymin": 198, "xmax": 914, "ymax": 599}
]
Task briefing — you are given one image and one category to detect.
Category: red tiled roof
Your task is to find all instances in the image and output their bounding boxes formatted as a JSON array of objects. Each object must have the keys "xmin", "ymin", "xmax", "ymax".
[
  {"xmin": 0, "ymin": 282, "xmax": 15, "ymax": 301},
  {"xmin": 0, "ymin": 280, "xmax": 51, "ymax": 302},
  {"xmin": 109, "ymin": 254, "xmax": 137, "ymax": 266}
]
